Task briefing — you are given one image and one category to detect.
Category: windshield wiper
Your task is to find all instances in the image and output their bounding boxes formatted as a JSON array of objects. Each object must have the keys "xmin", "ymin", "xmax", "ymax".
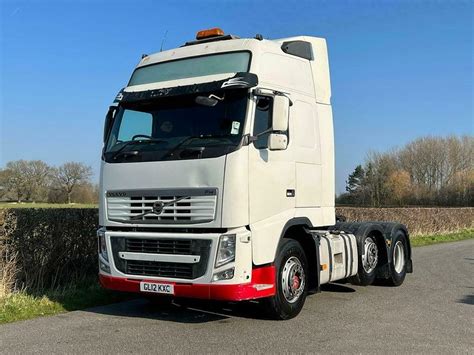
[
  {"xmin": 111, "ymin": 139, "xmax": 167, "ymax": 160},
  {"xmin": 163, "ymin": 134, "xmax": 230, "ymax": 159}
]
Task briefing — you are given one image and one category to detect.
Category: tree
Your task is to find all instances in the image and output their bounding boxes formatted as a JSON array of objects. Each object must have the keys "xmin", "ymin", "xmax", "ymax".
[
  {"xmin": 344, "ymin": 165, "xmax": 366, "ymax": 204},
  {"xmin": 70, "ymin": 183, "xmax": 99, "ymax": 204},
  {"xmin": 386, "ymin": 170, "xmax": 411, "ymax": 205},
  {"xmin": 0, "ymin": 160, "xmax": 53, "ymax": 202},
  {"xmin": 24, "ymin": 160, "xmax": 52, "ymax": 202},
  {"xmin": 339, "ymin": 135, "xmax": 474, "ymax": 206},
  {"xmin": 53, "ymin": 162, "xmax": 92, "ymax": 204},
  {"xmin": 0, "ymin": 160, "xmax": 29, "ymax": 202},
  {"xmin": 346, "ymin": 165, "xmax": 365, "ymax": 194}
]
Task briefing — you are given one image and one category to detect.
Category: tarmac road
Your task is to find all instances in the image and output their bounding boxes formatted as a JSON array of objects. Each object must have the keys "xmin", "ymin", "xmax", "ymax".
[{"xmin": 0, "ymin": 239, "xmax": 472, "ymax": 354}]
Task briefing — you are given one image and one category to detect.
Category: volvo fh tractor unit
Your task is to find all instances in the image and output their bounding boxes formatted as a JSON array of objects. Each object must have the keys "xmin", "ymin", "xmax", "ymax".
[{"xmin": 98, "ymin": 28, "xmax": 413, "ymax": 319}]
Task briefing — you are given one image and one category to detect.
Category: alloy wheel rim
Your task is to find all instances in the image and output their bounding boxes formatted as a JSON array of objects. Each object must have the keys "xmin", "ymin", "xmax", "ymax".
[
  {"xmin": 393, "ymin": 240, "xmax": 405, "ymax": 274},
  {"xmin": 362, "ymin": 238, "xmax": 378, "ymax": 273},
  {"xmin": 281, "ymin": 256, "xmax": 305, "ymax": 303}
]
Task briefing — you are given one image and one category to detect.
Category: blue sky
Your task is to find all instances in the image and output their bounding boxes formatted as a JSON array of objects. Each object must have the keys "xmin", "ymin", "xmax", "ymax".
[{"xmin": 1, "ymin": 0, "xmax": 472, "ymax": 193}]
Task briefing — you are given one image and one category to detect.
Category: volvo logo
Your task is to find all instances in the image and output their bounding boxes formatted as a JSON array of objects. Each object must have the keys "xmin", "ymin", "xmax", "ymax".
[
  {"xmin": 152, "ymin": 201, "xmax": 164, "ymax": 215},
  {"xmin": 107, "ymin": 191, "xmax": 127, "ymax": 197}
]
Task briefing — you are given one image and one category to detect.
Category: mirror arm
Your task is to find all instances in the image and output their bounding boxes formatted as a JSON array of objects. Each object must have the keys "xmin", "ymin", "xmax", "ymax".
[
  {"xmin": 273, "ymin": 90, "xmax": 293, "ymax": 106},
  {"xmin": 209, "ymin": 94, "xmax": 224, "ymax": 101},
  {"xmin": 252, "ymin": 88, "xmax": 293, "ymax": 106},
  {"xmin": 245, "ymin": 128, "xmax": 274, "ymax": 145}
]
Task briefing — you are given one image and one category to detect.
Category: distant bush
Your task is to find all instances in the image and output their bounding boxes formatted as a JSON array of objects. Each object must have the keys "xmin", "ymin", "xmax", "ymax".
[
  {"xmin": 336, "ymin": 207, "xmax": 474, "ymax": 236},
  {"xmin": 0, "ymin": 208, "xmax": 98, "ymax": 293}
]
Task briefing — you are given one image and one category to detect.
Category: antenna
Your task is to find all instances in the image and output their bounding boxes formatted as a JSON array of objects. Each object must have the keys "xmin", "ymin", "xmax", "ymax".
[{"xmin": 160, "ymin": 30, "xmax": 168, "ymax": 52}]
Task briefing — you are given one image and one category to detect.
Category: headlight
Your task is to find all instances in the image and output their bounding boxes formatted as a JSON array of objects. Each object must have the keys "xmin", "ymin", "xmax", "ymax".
[
  {"xmin": 215, "ymin": 234, "xmax": 236, "ymax": 267},
  {"xmin": 97, "ymin": 227, "xmax": 108, "ymax": 262}
]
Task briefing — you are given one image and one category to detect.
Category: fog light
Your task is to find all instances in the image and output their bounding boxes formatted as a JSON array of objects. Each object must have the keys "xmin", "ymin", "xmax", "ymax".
[
  {"xmin": 212, "ymin": 267, "xmax": 235, "ymax": 281},
  {"xmin": 99, "ymin": 259, "xmax": 111, "ymax": 274}
]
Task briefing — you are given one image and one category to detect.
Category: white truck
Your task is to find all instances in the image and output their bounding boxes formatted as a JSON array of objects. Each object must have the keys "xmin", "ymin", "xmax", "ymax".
[{"xmin": 98, "ymin": 28, "xmax": 413, "ymax": 319}]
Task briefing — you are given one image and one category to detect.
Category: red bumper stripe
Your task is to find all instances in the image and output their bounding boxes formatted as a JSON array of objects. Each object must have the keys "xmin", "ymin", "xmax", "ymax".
[{"xmin": 99, "ymin": 265, "xmax": 276, "ymax": 301}]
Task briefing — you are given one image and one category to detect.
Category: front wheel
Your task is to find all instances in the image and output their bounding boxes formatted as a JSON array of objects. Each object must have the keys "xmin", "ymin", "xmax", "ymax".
[{"xmin": 263, "ymin": 239, "xmax": 308, "ymax": 320}]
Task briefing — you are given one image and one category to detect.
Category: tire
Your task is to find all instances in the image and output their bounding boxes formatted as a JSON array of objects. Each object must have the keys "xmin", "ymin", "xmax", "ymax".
[
  {"xmin": 349, "ymin": 234, "xmax": 378, "ymax": 286},
  {"xmin": 263, "ymin": 239, "xmax": 308, "ymax": 320},
  {"xmin": 386, "ymin": 231, "xmax": 408, "ymax": 286}
]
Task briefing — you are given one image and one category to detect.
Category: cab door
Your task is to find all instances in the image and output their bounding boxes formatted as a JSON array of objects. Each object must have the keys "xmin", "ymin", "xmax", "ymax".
[{"xmin": 248, "ymin": 95, "xmax": 295, "ymax": 224}]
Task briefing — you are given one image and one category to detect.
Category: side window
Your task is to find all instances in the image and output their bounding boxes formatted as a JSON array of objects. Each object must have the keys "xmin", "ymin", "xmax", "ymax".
[
  {"xmin": 117, "ymin": 110, "xmax": 153, "ymax": 142},
  {"xmin": 253, "ymin": 96, "xmax": 273, "ymax": 149}
]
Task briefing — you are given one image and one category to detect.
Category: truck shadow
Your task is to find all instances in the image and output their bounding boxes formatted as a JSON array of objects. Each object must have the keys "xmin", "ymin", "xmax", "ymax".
[
  {"xmin": 84, "ymin": 282, "xmax": 356, "ymax": 323},
  {"xmin": 457, "ymin": 286, "xmax": 474, "ymax": 305},
  {"xmin": 84, "ymin": 298, "xmax": 262, "ymax": 323}
]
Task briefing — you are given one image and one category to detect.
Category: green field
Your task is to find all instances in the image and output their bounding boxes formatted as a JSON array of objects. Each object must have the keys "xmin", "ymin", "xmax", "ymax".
[
  {"xmin": 0, "ymin": 203, "xmax": 97, "ymax": 209},
  {"xmin": 410, "ymin": 229, "xmax": 473, "ymax": 247}
]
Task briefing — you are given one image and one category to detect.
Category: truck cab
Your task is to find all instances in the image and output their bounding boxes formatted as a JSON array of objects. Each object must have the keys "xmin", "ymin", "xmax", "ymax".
[{"xmin": 98, "ymin": 29, "xmax": 412, "ymax": 319}]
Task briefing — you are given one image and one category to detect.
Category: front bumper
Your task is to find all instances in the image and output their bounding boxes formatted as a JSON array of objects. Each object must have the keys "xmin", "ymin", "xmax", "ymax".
[{"xmin": 99, "ymin": 265, "xmax": 276, "ymax": 301}]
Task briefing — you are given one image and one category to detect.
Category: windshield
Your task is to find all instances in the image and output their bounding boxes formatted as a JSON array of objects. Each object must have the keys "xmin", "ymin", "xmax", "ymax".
[
  {"xmin": 129, "ymin": 51, "xmax": 251, "ymax": 86},
  {"xmin": 104, "ymin": 90, "xmax": 248, "ymax": 163}
]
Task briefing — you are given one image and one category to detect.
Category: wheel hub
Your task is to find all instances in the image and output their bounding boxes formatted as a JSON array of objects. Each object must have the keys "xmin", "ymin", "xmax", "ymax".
[
  {"xmin": 362, "ymin": 238, "xmax": 378, "ymax": 273},
  {"xmin": 282, "ymin": 256, "xmax": 305, "ymax": 303},
  {"xmin": 292, "ymin": 275, "xmax": 300, "ymax": 290}
]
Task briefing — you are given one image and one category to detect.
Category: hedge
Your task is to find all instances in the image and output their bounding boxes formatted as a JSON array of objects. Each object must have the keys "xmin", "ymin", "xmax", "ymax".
[
  {"xmin": 336, "ymin": 207, "xmax": 474, "ymax": 236},
  {"xmin": 1, "ymin": 207, "xmax": 473, "ymax": 294},
  {"xmin": 0, "ymin": 208, "xmax": 98, "ymax": 293}
]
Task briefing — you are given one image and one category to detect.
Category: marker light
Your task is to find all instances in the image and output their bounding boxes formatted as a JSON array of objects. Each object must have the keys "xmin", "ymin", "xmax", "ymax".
[{"xmin": 196, "ymin": 27, "xmax": 224, "ymax": 40}]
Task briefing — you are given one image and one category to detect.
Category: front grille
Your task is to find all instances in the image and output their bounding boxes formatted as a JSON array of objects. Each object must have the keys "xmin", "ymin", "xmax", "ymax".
[
  {"xmin": 111, "ymin": 237, "xmax": 211, "ymax": 280},
  {"xmin": 126, "ymin": 260, "xmax": 193, "ymax": 279},
  {"xmin": 126, "ymin": 239, "xmax": 193, "ymax": 254},
  {"xmin": 106, "ymin": 189, "xmax": 217, "ymax": 224}
]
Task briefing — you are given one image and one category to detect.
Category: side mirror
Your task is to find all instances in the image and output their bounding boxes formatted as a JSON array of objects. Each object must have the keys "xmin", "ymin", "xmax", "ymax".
[
  {"xmin": 268, "ymin": 133, "xmax": 288, "ymax": 150},
  {"xmin": 272, "ymin": 95, "xmax": 290, "ymax": 131},
  {"xmin": 103, "ymin": 106, "xmax": 117, "ymax": 143}
]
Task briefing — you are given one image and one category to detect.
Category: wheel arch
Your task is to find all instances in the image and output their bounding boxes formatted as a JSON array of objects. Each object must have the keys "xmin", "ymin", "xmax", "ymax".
[
  {"xmin": 334, "ymin": 222, "xmax": 390, "ymax": 278},
  {"xmin": 379, "ymin": 222, "xmax": 413, "ymax": 273},
  {"xmin": 276, "ymin": 218, "xmax": 320, "ymax": 293}
]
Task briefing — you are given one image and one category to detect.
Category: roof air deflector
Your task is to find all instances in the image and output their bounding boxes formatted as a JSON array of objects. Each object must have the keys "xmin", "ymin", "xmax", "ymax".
[{"xmin": 281, "ymin": 40, "xmax": 314, "ymax": 60}]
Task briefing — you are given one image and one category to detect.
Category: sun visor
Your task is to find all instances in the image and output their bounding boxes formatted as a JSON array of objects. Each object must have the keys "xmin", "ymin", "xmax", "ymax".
[{"xmin": 114, "ymin": 73, "xmax": 258, "ymax": 104}]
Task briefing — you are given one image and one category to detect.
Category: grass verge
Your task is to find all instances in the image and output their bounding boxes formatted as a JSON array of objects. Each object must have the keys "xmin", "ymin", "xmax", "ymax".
[
  {"xmin": 0, "ymin": 280, "xmax": 131, "ymax": 325},
  {"xmin": 411, "ymin": 229, "xmax": 474, "ymax": 247}
]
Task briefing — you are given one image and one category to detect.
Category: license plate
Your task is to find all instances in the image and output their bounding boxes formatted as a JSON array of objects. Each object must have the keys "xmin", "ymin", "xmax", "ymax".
[{"xmin": 140, "ymin": 281, "xmax": 174, "ymax": 295}]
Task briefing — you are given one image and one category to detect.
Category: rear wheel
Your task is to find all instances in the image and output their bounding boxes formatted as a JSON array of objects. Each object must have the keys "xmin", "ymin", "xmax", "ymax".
[
  {"xmin": 349, "ymin": 234, "xmax": 378, "ymax": 286},
  {"xmin": 386, "ymin": 231, "xmax": 408, "ymax": 286},
  {"xmin": 263, "ymin": 239, "xmax": 308, "ymax": 320}
]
